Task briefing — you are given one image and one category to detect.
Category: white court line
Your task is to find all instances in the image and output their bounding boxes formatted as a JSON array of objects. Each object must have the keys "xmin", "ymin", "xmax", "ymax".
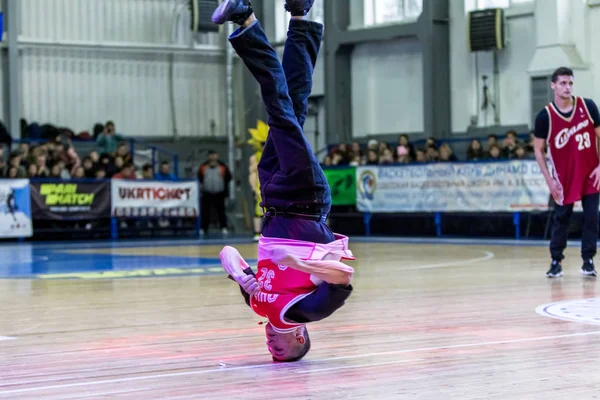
[
  {"xmin": 0, "ymin": 336, "xmax": 16, "ymax": 341},
  {"xmin": 2, "ymin": 330, "xmax": 600, "ymax": 395},
  {"xmin": 402, "ymin": 250, "xmax": 494, "ymax": 270},
  {"xmin": 297, "ymin": 358, "xmax": 425, "ymax": 374}
]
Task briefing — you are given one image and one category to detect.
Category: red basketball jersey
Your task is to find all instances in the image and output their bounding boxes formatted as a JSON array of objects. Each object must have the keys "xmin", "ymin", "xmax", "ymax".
[
  {"xmin": 249, "ymin": 259, "xmax": 317, "ymax": 333},
  {"xmin": 546, "ymin": 97, "xmax": 599, "ymax": 205}
]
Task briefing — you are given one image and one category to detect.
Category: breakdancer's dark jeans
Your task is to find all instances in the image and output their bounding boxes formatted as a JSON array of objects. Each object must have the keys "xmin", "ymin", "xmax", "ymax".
[{"xmin": 229, "ymin": 19, "xmax": 334, "ymax": 244}]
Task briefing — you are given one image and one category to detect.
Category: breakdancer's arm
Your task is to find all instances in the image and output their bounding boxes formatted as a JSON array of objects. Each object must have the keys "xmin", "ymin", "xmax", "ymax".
[
  {"xmin": 220, "ymin": 246, "xmax": 260, "ymax": 306},
  {"xmin": 270, "ymin": 250, "xmax": 354, "ymax": 286}
]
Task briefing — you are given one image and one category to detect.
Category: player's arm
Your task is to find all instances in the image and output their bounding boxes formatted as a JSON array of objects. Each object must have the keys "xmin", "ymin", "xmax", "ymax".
[
  {"xmin": 533, "ymin": 110, "xmax": 552, "ymax": 183},
  {"xmin": 585, "ymin": 98, "xmax": 600, "ymax": 148},
  {"xmin": 584, "ymin": 99, "xmax": 600, "ymax": 189},
  {"xmin": 533, "ymin": 110, "xmax": 563, "ymax": 202},
  {"xmin": 271, "ymin": 250, "xmax": 354, "ymax": 286}
]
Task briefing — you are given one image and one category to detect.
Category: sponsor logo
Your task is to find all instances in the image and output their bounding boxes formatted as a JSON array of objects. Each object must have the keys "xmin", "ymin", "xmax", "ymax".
[
  {"xmin": 536, "ymin": 298, "xmax": 600, "ymax": 325},
  {"xmin": 118, "ymin": 187, "xmax": 192, "ymax": 201},
  {"xmin": 555, "ymin": 119, "xmax": 590, "ymax": 149},
  {"xmin": 40, "ymin": 184, "xmax": 94, "ymax": 206},
  {"xmin": 358, "ymin": 170, "xmax": 376, "ymax": 200}
]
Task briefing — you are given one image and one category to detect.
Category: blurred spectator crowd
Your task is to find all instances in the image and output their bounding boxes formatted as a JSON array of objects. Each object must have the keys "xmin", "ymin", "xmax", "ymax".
[
  {"xmin": 0, "ymin": 121, "xmax": 176, "ymax": 180},
  {"xmin": 322, "ymin": 130, "xmax": 536, "ymax": 167}
]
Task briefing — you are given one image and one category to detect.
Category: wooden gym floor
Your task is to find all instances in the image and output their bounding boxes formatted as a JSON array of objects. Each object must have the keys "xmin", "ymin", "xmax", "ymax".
[{"xmin": 0, "ymin": 237, "xmax": 599, "ymax": 399}]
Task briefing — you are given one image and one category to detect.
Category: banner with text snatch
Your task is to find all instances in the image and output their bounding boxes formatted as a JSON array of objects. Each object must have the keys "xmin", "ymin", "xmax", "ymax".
[
  {"xmin": 30, "ymin": 181, "xmax": 111, "ymax": 220},
  {"xmin": 356, "ymin": 161, "xmax": 551, "ymax": 213},
  {"xmin": 111, "ymin": 180, "xmax": 199, "ymax": 218},
  {"xmin": 323, "ymin": 167, "xmax": 356, "ymax": 206},
  {"xmin": 0, "ymin": 179, "xmax": 33, "ymax": 238}
]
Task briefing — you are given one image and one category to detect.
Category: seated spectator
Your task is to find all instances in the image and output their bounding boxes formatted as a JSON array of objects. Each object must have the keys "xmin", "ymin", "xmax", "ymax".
[
  {"xmin": 350, "ymin": 141, "xmax": 363, "ymax": 160},
  {"xmin": 377, "ymin": 141, "xmax": 390, "ymax": 156},
  {"xmin": 50, "ymin": 164, "xmax": 63, "ymax": 179},
  {"xmin": 366, "ymin": 149, "xmax": 379, "ymax": 165},
  {"xmin": 425, "ymin": 146, "xmax": 439, "ymax": 162},
  {"xmin": 27, "ymin": 163, "xmax": 38, "ymax": 178},
  {"xmin": 18, "ymin": 143, "xmax": 30, "ymax": 160},
  {"xmin": 99, "ymin": 153, "xmax": 117, "ymax": 177},
  {"xmin": 486, "ymin": 134, "xmax": 498, "ymax": 151},
  {"xmin": 378, "ymin": 148, "xmax": 395, "ymax": 165},
  {"xmin": 415, "ymin": 149, "xmax": 426, "ymax": 163},
  {"xmin": 336, "ymin": 143, "xmax": 350, "ymax": 164},
  {"xmin": 514, "ymin": 144, "xmax": 534, "ymax": 160},
  {"xmin": 349, "ymin": 155, "xmax": 361, "ymax": 166},
  {"xmin": 398, "ymin": 134, "xmax": 415, "ymax": 159},
  {"xmin": 82, "ymin": 157, "xmax": 96, "ymax": 178},
  {"xmin": 35, "ymin": 155, "xmax": 50, "ymax": 177},
  {"xmin": 96, "ymin": 121, "xmax": 125, "ymax": 154},
  {"xmin": 89, "ymin": 151, "xmax": 100, "ymax": 167},
  {"xmin": 115, "ymin": 142, "xmax": 132, "ymax": 164},
  {"xmin": 396, "ymin": 146, "xmax": 411, "ymax": 164},
  {"xmin": 114, "ymin": 156, "xmax": 125, "ymax": 171},
  {"xmin": 6, "ymin": 166, "xmax": 19, "ymax": 178},
  {"xmin": 141, "ymin": 163, "xmax": 154, "ymax": 179},
  {"xmin": 439, "ymin": 144, "xmax": 458, "ymax": 162},
  {"xmin": 466, "ymin": 139, "xmax": 485, "ymax": 161},
  {"xmin": 155, "ymin": 161, "xmax": 176, "ymax": 180},
  {"xmin": 330, "ymin": 151, "xmax": 344, "ymax": 166},
  {"xmin": 95, "ymin": 169, "xmax": 107, "ymax": 180},
  {"xmin": 502, "ymin": 130, "xmax": 518, "ymax": 158},
  {"xmin": 8, "ymin": 152, "xmax": 26, "ymax": 178},
  {"xmin": 425, "ymin": 137, "xmax": 438, "ymax": 150},
  {"xmin": 73, "ymin": 166, "xmax": 85, "ymax": 179},
  {"xmin": 54, "ymin": 160, "xmax": 71, "ymax": 180},
  {"xmin": 321, "ymin": 155, "xmax": 332, "ymax": 166},
  {"xmin": 112, "ymin": 162, "xmax": 136, "ymax": 179},
  {"xmin": 488, "ymin": 144, "xmax": 503, "ymax": 160},
  {"xmin": 367, "ymin": 139, "xmax": 378, "ymax": 152}
]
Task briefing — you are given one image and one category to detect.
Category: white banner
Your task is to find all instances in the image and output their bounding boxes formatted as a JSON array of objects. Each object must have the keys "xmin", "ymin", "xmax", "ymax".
[
  {"xmin": 0, "ymin": 179, "xmax": 33, "ymax": 238},
  {"xmin": 111, "ymin": 180, "xmax": 199, "ymax": 218},
  {"xmin": 356, "ymin": 161, "xmax": 551, "ymax": 213}
]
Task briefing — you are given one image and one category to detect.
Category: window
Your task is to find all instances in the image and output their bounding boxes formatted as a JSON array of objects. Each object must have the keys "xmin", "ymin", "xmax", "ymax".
[
  {"xmin": 364, "ymin": 0, "xmax": 423, "ymax": 26},
  {"xmin": 465, "ymin": 0, "xmax": 532, "ymax": 13},
  {"xmin": 275, "ymin": 0, "xmax": 324, "ymax": 42}
]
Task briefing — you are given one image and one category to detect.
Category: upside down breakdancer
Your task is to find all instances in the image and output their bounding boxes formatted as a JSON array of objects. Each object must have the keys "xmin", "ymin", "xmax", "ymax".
[{"xmin": 214, "ymin": 0, "xmax": 356, "ymax": 362}]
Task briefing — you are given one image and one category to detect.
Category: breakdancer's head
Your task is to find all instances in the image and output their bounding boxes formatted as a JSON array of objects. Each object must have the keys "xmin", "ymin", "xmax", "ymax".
[{"xmin": 265, "ymin": 322, "xmax": 311, "ymax": 362}]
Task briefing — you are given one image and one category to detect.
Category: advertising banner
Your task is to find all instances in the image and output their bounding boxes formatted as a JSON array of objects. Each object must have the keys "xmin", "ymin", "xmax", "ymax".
[
  {"xmin": 111, "ymin": 180, "xmax": 199, "ymax": 217},
  {"xmin": 0, "ymin": 179, "xmax": 33, "ymax": 238},
  {"xmin": 356, "ymin": 161, "xmax": 551, "ymax": 213},
  {"xmin": 30, "ymin": 181, "xmax": 111, "ymax": 220},
  {"xmin": 323, "ymin": 167, "xmax": 357, "ymax": 206}
]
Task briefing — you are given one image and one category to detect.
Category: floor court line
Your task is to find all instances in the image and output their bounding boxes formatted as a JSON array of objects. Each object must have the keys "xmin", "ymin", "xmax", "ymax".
[
  {"xmin": 0, "ymin": 336, "xmax": 16, "ymax": 341},
  {"xmin": 3, "ymin": 236, "xmax": 592, "ymax": 252},
  {"xmin": 402, "ymin": 251, "xmax": 494, "ymax": 270},
  {"xmin": 2, "ymin": 330, "xmax": 600, "ymax": 395}
]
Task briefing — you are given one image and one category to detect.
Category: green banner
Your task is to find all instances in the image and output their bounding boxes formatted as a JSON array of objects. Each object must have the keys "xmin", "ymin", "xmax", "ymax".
[{"xmin": 324, "ymin": 167, "xmax": 356, "ymax": 206}]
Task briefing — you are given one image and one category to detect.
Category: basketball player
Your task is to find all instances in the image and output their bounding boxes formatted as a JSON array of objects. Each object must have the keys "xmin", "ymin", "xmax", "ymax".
[
  {"xmin": 533, "ymin": 67, "xmax": 600, "ymax": 278},
  {"xmin": 213, "ymin": 0, "xmax": 356, "ymax": 362}
]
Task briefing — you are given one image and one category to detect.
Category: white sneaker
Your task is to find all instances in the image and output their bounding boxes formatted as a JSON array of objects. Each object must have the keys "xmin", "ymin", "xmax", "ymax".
[{"xmin": 222, "ymin": 228, "xmax": 229, "ymax": 236}]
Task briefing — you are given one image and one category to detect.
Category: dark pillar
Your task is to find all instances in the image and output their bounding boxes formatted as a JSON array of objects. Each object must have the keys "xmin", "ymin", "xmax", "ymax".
[
  {"xmin": 323, "ymin": 0, "xmax": 450, "ymax": 143},
  {"xmin": 323, "ymin": 0, "xmax": 352, "ymax": 145},
  {"xmin": 2, "ymin": 0, "xmax": 20, "ymax": 139},
  {"xmin": 418, "ymin": 0, "xmax": 451, "ymax": 139},
  {"xmin": 241, "ymin": 0, "xmax": 268, "ymax": 131}
]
